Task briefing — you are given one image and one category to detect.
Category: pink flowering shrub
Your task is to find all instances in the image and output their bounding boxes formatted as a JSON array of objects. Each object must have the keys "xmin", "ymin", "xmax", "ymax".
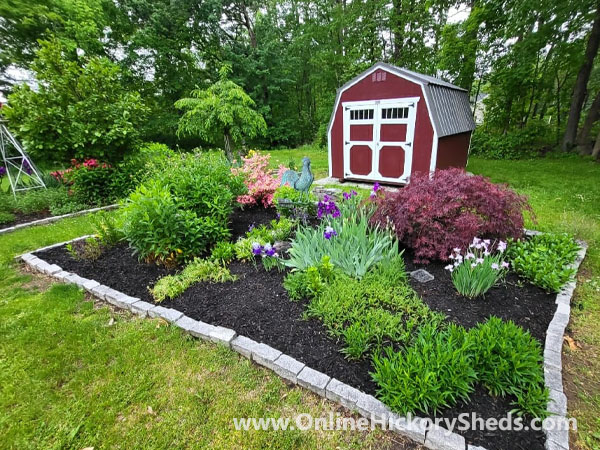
[
  {"xmin": 371, "ymin": 168, "xmax": 534, "ymax": 263},
  {"xmin": 231, "ymin": 152, "xmax": 287, "ymax": 208}
]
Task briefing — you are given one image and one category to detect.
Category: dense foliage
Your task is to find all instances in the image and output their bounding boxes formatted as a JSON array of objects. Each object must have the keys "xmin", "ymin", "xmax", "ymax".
[
  {"xmin": 507, "ymin": 233, "xmax": 580, "ymax": 292},
  {"xmin": 230, "ymin": 151, "xmax": 287, "ymax": 208},
  {"xmin": 372, "ymin": 169, "xmax": 533, "ymax": 263},
  {"xmin": 2, "ymin": 0, "xmax": 599, "ymax": 157},
  {"xmin": 4, "ymin": 39, "xmax": 147, "ymax": 163},
  {"xmin": 120, "ymin": 152, "xmax": 246, "ymax": 265}
]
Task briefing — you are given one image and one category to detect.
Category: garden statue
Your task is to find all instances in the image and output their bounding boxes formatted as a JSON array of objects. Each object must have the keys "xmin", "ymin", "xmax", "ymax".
[{"xmin": 280, "ymin": 156, "xmax": 314, "ymax": 200}]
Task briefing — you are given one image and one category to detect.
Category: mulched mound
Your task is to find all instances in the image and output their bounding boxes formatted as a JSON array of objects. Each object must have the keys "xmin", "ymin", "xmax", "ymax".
[{"xmin": 36, "ymin": 207, "xmax": 554, "ymax": 450}]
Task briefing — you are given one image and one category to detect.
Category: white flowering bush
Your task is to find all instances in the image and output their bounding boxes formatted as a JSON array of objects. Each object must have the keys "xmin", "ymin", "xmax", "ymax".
[{"xmin": 445, "ymin": 237, "xmax": 509, "ymax": 299}]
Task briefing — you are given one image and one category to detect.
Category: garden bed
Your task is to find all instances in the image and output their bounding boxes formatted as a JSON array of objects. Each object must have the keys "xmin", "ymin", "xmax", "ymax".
[{"xmin": 34, "ymin": 207, "xmax": 559, "ymax": 450}]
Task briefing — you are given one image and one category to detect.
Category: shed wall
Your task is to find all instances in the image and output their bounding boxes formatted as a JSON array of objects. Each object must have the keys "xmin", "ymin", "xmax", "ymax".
[{"xmin": 435, "ymin": 131, "xmax": 471, "ymax": 170}]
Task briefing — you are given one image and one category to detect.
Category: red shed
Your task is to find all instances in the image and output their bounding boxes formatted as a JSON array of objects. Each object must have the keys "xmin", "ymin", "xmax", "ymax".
[{"xmin": 327, "ymin": 62, "xmax": 475, "ymax": 184}]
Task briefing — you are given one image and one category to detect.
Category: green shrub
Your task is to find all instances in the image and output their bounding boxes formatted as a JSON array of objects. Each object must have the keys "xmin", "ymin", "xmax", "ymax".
[
  {"xmin": 468, "ymin": 317, "xmax": 548, "ymax": 417},
  {"xmin": 209, "ymin": 241, "xmax": 236, "ymax": 265},
  {"xmin": 67, "ymin": 163, "xmax": 116, "ymax": 206},
  {"xmin": 507, "ymin": 233, "xmax": 579, "ymax": 292},
  {"xmin": 234, "ymin": 217, "xmax": 296, "ymax": 261},
  {"xmin": 304, "ymin": 255, "xmax": 444, "ymax": 358},
  {"xmin": 120, "ymin": 152, "xmax": 245, "ymax": 265},
  {"xmin": 151, "ymin": 259, "xmax": 236, "ymax": 302},
  {"xmin": 66, "ymin": 237, "xmax": 103, "ymax": 261},
  {"xmin": 372, "ymin": 323, "xmax": 477, "ymax": 415},
  {"xmin": 470, "ymin": 121, "xmax": 554, "ymax": 160},
  {"xmin": 0, "ymin": 211, "xmax": 15, "ymax": 225}
]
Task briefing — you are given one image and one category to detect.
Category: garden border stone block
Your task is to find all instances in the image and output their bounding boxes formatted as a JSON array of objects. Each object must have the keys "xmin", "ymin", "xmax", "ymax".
[
  {"xmin": 548, "ymin": 389, "xmax": 567, "ymax": 416},
  {"xmin": 355, "ymin": 393, "xmax": 391, "ymax": 421},
  {"xmin": 130, "ymin": 300, "xmax": 155, "ymax": 317},
  {"xmin": 54, "ymin": 270, "xmax": 72, "ymax": 282},
  {"xmin": 45, "ymin": 264, "xmax": 62, "ymax": 275},
  {"xmin": 544, "ymin": 367, "xmax": 563, "ymax": 393},
  {"xmin": 208, "ymin": 326, "xmax": 237, "ymax": 346},
  {"xmin": 154, "ymin": 306, "xmax": 183, "ymax": 323},
  {"xmin": 231, "ymin": 335, "xmax": 260, "ymax": 359},
  {"xmin": 325, "ymin": 378, "xmax": 363, "ymax": 410},
  {"xmin": 389, "ymin": 415, "xmax": 428, "ymax": 444},
  {"xmin": 90, "ymin": 284, "xmax": 110, "ymax": 300},
  {"xmin": 175, "ymin": 315, "xmax": 200, "ymax": 333},
  {"xmin": 111, "ymin": 292, "xmax": 140, "ymax": 310},
  {"xmin": 251, "ymin": 343, "xmax": 282, "ymax": 367},
  {"xmin": 424, "ymin": 425, "xmax": 466, "ymax": 450},
  {"xmin": 297, "ymin": 366, "xmax": 331, "ymax": 397},
  {"xmin": 82, "ymin": 279, "xmax": 100, "ymax": 291},
  {"xmin": 192, "ymin": 321, "xmax": 219, "ymax": 340},
  {"xmin": 270, "ymin": 354, "xmax": 305, "ymax": 384}
]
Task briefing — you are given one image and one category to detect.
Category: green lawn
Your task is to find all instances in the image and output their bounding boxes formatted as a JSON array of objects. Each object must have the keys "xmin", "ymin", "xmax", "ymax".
[{"xmin": 0, "ymin": 214, "xmax": 406, "ymax": 449}]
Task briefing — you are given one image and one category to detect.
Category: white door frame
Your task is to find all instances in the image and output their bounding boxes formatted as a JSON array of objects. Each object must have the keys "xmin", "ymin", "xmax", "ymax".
[{"xmin": 342, "ymin": 97, "xmax": 419, "ymax": 183}]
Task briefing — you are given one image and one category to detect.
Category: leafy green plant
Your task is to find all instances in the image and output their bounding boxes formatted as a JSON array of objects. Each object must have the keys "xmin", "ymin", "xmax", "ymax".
[
  {"xmin": 446, "ymin": 238, "xmax": 509, "ymax": 298},
  {"xmin": 372, "ymin": 323, "xmax": 477, "ymax": 415},
  {"xmin": 467, "ymin": 317, "xmax": 548, "ymax": 418},
  {"xmin": 66, "ymin": 237, "xmax": 103, "ymax": 261},
  {"xmin": 209, "ymin": 241, "xmax": 236, "ymax": 265},
  {"xmin": 151, "ymin": 259, "xmax": 236, "ymax": 302},
  {"xmin": 304, "ymin": 255, "xmax": 444, "ymax": 357},
  {"xmin": 0, "ymin": 211, "xmax": 16, "ymax": 225},
  {"xmin": 91, "ymin": 211, "xmax": 123, "ymax": 247},
  {"xmin": 120, "ymin": 152, "xmax": 245, "ymax": 265},
  {"xmin": 285, "ymin": 215, "xmax": 398, "ymax": 279},
  {"xmin": 507, "ymin": 233, "xmax": 579, "ymax": 292},
  {"xmin": 273, "ymin": 185, "xmax": 316, "ymax": 217}
]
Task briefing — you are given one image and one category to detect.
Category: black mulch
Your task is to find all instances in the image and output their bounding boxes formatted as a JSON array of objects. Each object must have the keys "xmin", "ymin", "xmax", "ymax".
[
  {"xmin": 1, "ymin": 209, "xmax": 52, "ymax": 228},
  {"xmin": 35, "ymin": 206, "xmax": 554, "ymax": 450}
]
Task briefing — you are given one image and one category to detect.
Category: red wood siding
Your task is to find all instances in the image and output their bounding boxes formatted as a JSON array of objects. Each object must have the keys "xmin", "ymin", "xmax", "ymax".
[
  {"xmin": 330, "ymin": 69, "xmax": 434, "ymax": 179},
  {"xmin": 435, "ymin": 131, "xmax": 471, "ymax": 170}
]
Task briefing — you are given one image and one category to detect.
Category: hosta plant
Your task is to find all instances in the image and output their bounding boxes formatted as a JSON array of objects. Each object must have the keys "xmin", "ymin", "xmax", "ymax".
[{"xmin": 446, "ymin": 237, "xmax": 509, "ymax": 298}]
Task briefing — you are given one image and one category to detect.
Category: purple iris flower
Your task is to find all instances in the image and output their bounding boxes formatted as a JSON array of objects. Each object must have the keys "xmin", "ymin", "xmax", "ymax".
[
  {"xmin": 343, "ymin": 192, "xmax": 351, "ymax": 200},
  {"xmin": 0, "ymin": 166, "xmax": 5, "ymax": 177},
  {"xmin": 251, "ymin": 242, "xmax": 262, "ymax": 255},
  {"xmin": 373, "ymin": 182, "xmax": 380, "ymax": 192},
  {"xmin": 248, "ymin": 223, "xmax": 255, "ymax": 232},
  {"xmin": 323, "ymin": 226, "xmax": 337, "ymax": 240},
  {"xmin": 263, "ymin": 243, "xmax": 276, "ymax": 257},
  {"xmin": 317, "ymin": 197, "xmax": 341, "ymax": 219}
]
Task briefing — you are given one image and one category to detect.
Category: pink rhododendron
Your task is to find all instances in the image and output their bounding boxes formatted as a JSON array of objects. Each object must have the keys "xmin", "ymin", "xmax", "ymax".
[
  {"xmin": 231, "ymin": 152, "xmax": 288, "ymax": 208},
  {"xmin": 371, "ymin": 168, "xmax": 534, "ymax": 263}
]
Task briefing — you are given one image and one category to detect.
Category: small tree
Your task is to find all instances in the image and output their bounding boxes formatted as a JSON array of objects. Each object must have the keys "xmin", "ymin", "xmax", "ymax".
[
  {"xmin": 4, "ymin": 38, "xmax": 148, "ymax": 163},
  {"xmin": 175, "ymin": 65, "xmax": 267, "ymax": 160}
]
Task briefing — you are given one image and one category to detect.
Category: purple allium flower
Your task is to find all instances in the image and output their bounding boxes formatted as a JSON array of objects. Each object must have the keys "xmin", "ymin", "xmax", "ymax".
[
  {"xmin": 251, "ymin": 242, "xmax": 262, "ymax": 255},
  {"xmin": 263, "ymin": 243, "xmax": 275, "ymax": 257},
  {"xmin": 0, "ymin": 166, "xmax": 5, "ymax": 177},
  {"xmin": 323, "ymin": 226, "xmax": 337, "ymax": 240}
]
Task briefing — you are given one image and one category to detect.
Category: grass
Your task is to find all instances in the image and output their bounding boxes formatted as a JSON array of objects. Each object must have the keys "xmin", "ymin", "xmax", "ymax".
[
  {"xmin": 0, "ymin": 213, "xmax": 408, "ymax": 449},
  {"xmin": 261, "ymin": 144, "xmax": 329, "ymax": 179},
  {"xmin": 467, "ymin": 154, "xmax": 600, "ymax": 449}
]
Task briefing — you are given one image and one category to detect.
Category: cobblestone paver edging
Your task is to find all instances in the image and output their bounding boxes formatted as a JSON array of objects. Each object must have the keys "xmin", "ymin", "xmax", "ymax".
[
  {"xmin": 16, "ymin": 235, "xmax": 587, "ymax": 450},
  {"xmin": 0, "ymin": 204, "xmax": 118, "ymax": 235}
]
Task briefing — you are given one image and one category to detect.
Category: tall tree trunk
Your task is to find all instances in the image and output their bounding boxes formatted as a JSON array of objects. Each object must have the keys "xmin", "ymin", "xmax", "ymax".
[
  {"xmin": 562, "ymin": 3, "xmax": 600, "ymax": 151},
  {"xmin": 577, "ymin": 90, "xmax": 600, "ymax": 154},
  {"xmin": 592, "ymin": 127, "xmax": 600, "ymax": 159}
]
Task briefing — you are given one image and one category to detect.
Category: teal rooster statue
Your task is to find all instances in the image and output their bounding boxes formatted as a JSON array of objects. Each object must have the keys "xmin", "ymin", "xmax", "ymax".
[{"xmin": 280, "ymin": 157, "xmax": 314, "ymax": 200}]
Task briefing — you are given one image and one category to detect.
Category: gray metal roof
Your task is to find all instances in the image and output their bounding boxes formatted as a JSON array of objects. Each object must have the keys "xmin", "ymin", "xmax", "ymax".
[{"xmin": 328, "ymin": 62, "xmax": 476, "ymax": 138}]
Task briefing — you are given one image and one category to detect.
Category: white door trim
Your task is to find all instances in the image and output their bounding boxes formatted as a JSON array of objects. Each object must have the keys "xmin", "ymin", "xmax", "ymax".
[{"xmin": 342, "ymin": 97, "xmax": 419, "ymax": 183}]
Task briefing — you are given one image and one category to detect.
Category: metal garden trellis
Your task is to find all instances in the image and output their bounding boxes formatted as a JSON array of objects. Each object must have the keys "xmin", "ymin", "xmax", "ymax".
[{"xmin": 0, "ymin": 118, "xmax": 46, "ymax": 198}]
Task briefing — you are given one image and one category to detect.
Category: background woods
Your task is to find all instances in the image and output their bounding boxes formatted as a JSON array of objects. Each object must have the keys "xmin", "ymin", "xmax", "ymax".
[{"xmin": 1, "ymin": 0, "xmax": 600, "ymax": 160}]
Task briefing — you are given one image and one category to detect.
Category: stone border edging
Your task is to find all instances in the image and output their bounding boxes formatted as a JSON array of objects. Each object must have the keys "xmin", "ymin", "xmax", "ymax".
[
  {"xmin": 16, "ymin": 234, "xmax": 588, "ymax": 450},
  {"xmin": 542, "ymin": 240, "xmax": 587, "ymax": 450},
  {"xmin": 0, "ymin": 204, "xmax": 118, "ymax": 235}
]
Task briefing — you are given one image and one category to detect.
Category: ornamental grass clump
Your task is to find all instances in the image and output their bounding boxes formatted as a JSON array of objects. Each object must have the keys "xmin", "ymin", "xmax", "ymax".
[
  {"xmin": 371, "ymin": 168, "xmax": 533, "ymax": 263},
  {"xmin": 446, "ymin": 237, "xmax": 509, "ymax": 298}
]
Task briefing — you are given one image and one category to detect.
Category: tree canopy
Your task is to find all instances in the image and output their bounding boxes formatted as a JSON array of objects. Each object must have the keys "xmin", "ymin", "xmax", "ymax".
[{"xmin": 1, "ymin": 0, "xmax": 600, "ymax": 159}]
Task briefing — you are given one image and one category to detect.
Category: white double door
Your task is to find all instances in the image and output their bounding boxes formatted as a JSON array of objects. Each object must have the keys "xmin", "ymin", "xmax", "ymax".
[{"xmin": 342, "ymin": 97, "xmax": 418, "ymax": 183}]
